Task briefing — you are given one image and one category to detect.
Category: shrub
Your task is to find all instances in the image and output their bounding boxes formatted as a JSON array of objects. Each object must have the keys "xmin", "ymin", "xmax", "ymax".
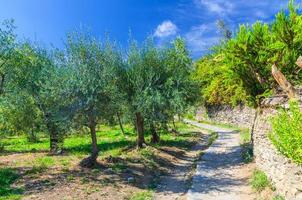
[{"xmin": 270, "ymin": 101, "xmax": 302, "ymax": 164}]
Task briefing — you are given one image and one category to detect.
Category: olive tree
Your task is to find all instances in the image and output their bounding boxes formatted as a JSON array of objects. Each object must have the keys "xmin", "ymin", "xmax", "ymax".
[
  {"xmin": 164, "ymin": 38, "xmax": 198, "ymax": 130},
  {"xmin": 12, "ymin": 43, "xmax": 73, "ymax": 154},
  {"xmin": 65, "ymin": 32, "xmax": 121, "ymax": 166},
  {"xmin": 0, "ymin": 19, "xmax": 16, "ymax": 95}
]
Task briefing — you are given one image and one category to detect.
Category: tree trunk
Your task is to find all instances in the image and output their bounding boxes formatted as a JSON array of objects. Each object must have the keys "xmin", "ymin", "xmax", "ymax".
[
  {"xmin": 49, "ymin": 129, "xmax": 62, "ymax": 154},
  {"xmin": 150, "ymin": 123, "xmax": 160, "ymax": 144},
  {"xmin": 172, "ymin": 118, "xmax": 177, "ymax": 130},
  {"xmin": 250, "ymin": 108, "xmax": 259, "ymax": 155},
  {"xmin": 79, "ymin": 116, "xmax": 99, "ymax": 168},
  {"xmin": 272, "ymin": 64, "xmax": 297, "ymax": 99},
  {"xmin": 117, "ymin": 112, "xmax": 125, "ymax": 135},
  {"xmin": 0, "ymin": 73, "xmax": 5, "ymax": 95},
  {"xmin": 172, "ymin": 118, "xmax": 178, "ymax": 134},
  {"xmin": 46, "ymin": 119, "xmax": 63, "ymax": 155},
  {"xmin": 89, "ymin": 119, "xmax": 99, "ymax": 164},
  {"xmin": 135, "ymin": 112, "xmax": 145, "ymax": 148}
]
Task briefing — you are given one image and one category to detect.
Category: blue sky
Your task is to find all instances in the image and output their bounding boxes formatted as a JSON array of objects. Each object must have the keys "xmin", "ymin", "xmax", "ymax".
[{"xmin": 0, "ymin": 0, "xmax": 292, "ymax": 58}]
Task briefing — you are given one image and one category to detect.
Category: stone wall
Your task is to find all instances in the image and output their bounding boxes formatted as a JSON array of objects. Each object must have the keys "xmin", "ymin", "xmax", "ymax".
[
  {"xmin": 253, "ymin": 106, "xmax": 302, "ymax": 200},
  {"xmin": 196, "ymin": 96, "xmax": 302, "ymax": 200},
  {"xmin": 196, "ymin": 105, "xmax": 256, "ymax": 129}
]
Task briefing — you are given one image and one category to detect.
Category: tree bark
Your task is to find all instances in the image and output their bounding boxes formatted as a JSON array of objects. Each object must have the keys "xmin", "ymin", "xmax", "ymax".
[
  {"xmin": 150, "ymin": 123, "xmax": 160, "ymax": 144},
  {"xmin": 49, "ymin": 130, "xmax": 62, "ymax": 154},
  {"xmin": 45, "ymin": 118, "xmax": 63, "ymax": 155},
  {"xmin": 79, "ymin": 115, "xmax": 99, "ymax": 168},
  {"xmin": 117, "ymin": 112, "xmax": 125, "ymax": 135},
  {"xmin": 135, "ymin": 112, "xmax": 145, "ymax": 148},
  {"xmin": 272, "ymin": 64, "xmax": 297, "ymax": 98},
  {"xmin": 250, "ymin": 108, "xmax": 259, "ymax": 155},
  {"xmin": 0, "ymin": 73, "xmax": 5, "ymax": 95},
  {"xmin": 171, "ymin": 118, "xmax": 178, "ymax": 134},
  {"xmin": 172, "ymin": 118, "xmax": 177, "ymax": 130},
  {"xmin": 89, "ymin": 118, "xmax": 99, "ymax": 164}
]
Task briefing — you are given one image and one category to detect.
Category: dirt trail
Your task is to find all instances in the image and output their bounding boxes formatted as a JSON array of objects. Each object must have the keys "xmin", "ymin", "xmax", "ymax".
[
  {"xmin": 155, "ymin": 128, "xmax": 212, "ymax": 200},
  {"xmin": 185, "ymin": 119, "xmax": 255, "ymax": 200}
]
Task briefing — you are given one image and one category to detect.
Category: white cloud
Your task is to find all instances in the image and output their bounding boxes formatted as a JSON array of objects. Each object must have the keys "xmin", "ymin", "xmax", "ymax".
[
  {"xmin": 194, "ymin": 0, "xmax": 234, "ymax": 16},
  {"xmin": 185, "ymin": 23, "xmax": 220, "ymax": 57},
  {"xmin": 154, "ymin": 20, "xmax": 178, "ymax": 38}
]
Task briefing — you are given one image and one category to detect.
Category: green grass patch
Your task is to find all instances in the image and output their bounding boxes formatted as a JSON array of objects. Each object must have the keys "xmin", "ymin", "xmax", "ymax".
[
  {"xmin": 127, "ymin": 191, "xmax": 154, "ymax": 200},
  {"xmin": 1, "ymin": 123, "xmax": 196, "ymax": 157},
  {"xmin": 197, "ymin": 119, "xmax": 240, "ymax": 130},
  {"xmin": 272, "ymin": 195, "xmax": 285, "ymax": 200},
  {"xmin": 0, "ymin": 168, "xmax": 23, "ymax": 200},
  {"xmin": 26, "ymin": 156, "xmax": 55, "ymax": 174},
  {"xmin": 250, "ymin": 169, "xmax": 270, "ymax": 192},
  {"xmin": 240, "ymin": 128, "xmax": 253, "ymax": 163},
  {"xmin": 157, "ymin": 122, "xmax": 202, "ymax": 150}
]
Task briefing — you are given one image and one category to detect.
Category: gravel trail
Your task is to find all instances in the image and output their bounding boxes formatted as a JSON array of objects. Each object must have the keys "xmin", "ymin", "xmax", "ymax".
[{"xmin": 185, "ymin": 119, "xmax": 255, "ymax": 200}]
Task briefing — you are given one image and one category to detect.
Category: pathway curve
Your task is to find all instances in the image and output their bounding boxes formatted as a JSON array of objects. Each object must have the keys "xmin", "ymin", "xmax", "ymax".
[{"xmin": 185, "ymin": 119, "xmax": 255, "ymax": 200}]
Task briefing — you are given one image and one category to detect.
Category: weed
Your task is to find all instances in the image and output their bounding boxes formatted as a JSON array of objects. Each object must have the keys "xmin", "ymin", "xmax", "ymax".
[
  {"xmin": 80, "ymin": 177, "xmax": 89, "ymax": 184},
  {"xmin": 26, "ymin": 165, "xmax": 47, "ymax": 174},
  {"xmin": 111, "ymin": 163, "xmax": 127, "ymax": 173},
  {"xmin": 66, "ymin": 175, "xmax": 75, "ymax": 182},
  {"xmin": 26, "ymin": 156, "xmax": 55, "ymax": 174},
  {"xmin": 35, "ymin": 156, "xmax": 55, "ymax": 167},
  {"xmin": 59, "ymin": 158, "xmax": 70, "ymax": 167},
  {"xmin": 127, "ymin": 191, "xmax": 154, "ymax": 200},
  {"xmin": 272, "ymin": 195, "xmax": 285, "ymax": 200},
  {"xmin": 240, "ymin": 129, "xmax": 253, "ymax": 163},
  {"xmin": 208, "ymin": 132, "xmax": 218, "ymax": 146},
  {"xmin": 250, "ymin": 169, "xmax": 270, "ymax": 192}
]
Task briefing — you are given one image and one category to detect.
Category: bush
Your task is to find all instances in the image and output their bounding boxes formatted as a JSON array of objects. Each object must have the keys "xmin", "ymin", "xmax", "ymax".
[
  {"xmin": 270, "ymin": 101, "xmax": 302, "ymax": 164},
  {"xmin": 194, "ymin": 55, "xmax": 251, "ymax": 106},
  {"xmin": 250, "ymin": 169, "xmax": 270, "ymax": 192}
]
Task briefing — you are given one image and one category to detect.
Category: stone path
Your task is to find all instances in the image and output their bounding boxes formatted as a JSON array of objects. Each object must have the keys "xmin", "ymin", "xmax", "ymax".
[{"xmin": 185, "ymin": 119, "xmax": 255, "ymax": 200}]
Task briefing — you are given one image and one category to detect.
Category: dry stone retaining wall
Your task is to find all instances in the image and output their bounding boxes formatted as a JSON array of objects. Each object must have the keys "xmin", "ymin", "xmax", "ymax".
[
  {"xmin": 196, "ymin": 105, "xmax": 256, "ymax": 129},
  {"xmin": 196, "ymin": 97, "xmax": 302, "ymax": 200}
]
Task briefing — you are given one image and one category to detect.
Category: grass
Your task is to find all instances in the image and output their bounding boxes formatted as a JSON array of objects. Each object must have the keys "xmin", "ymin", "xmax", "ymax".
[
  {"xmin": 239, "ymin": 128, "xmax": 253, "ymax": 163},
  {"xmin": 250, "ymin": 169, "xmax": 270, "ymax": 192},
  {"xmin": 1, "ymin": 123, "xmax": 196, "ymax": 157},
  {"xmin": 197, "ymin": 119, "xmax": 241, "ymax": 130},
  {"xmin": 0, "ymin": 122, "xmax": 201, "ymax": 199},
  {"xmin": 127, "ymin": 191, "xmax": 154, "ymax": 200},
  {"xmin": 1, "ymin": 124, "xmax": 136, "ymax": 157},
  {"xmin": 272, "ymin": 195, "xmax": 285, "ymax": 200},
  {"xmin": 0, "ymin": 168, "xmax": 23, "ymax": 200}
]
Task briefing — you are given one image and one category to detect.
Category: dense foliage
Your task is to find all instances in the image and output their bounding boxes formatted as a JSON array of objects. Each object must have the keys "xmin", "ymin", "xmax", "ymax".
[
  {"xmin": 195, "ymin": 1, "xmax": 302, "ymax": 106},
  {"xmin": 270, "ymin": 101, "xmax": 302, "ymax": 164}
]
